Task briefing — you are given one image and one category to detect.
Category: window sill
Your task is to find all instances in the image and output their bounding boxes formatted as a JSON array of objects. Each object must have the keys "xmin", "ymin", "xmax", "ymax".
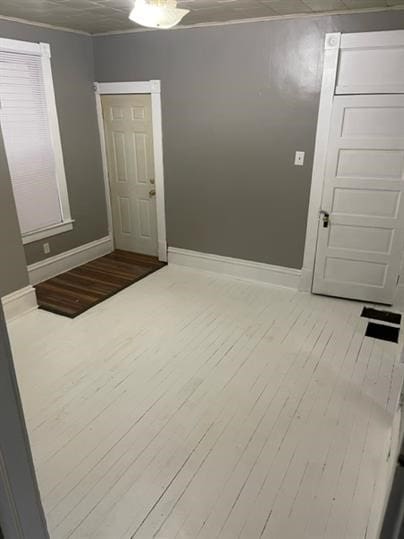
[{"xmin": 22, "ymin": 220, "xmax": 74, "ymax": 245}]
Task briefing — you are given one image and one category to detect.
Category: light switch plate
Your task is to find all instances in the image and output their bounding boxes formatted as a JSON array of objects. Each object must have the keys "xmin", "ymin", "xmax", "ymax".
[{"xmin": 294, "ymin": 151, "xmax": 305, "ymax": 166}]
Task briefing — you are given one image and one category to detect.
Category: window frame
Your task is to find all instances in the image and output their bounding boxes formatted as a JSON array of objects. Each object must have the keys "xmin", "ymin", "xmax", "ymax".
[{"xmin": 0, "ymin": 38, "xmax": 73, "ymax": 245}]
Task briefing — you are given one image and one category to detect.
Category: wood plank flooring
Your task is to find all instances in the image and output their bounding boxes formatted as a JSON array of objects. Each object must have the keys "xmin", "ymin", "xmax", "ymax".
[
  {"xmin": 35, "ymin": 250, "xmax": 166, "ymax": 318},
  {"xmin": 8, "ymin": 265, "xmax": 404, "ymax": 539}
]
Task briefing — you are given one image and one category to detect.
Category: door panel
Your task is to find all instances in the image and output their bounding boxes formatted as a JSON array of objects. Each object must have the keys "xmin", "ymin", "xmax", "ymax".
[
  {"xmin": 323, "ymin": 258, "xmax": 387, "ymax": 287},
  {"xmin": 341, "ymin": 107, "xmax": 404, "ymax": 138},
  {"xmin": 137, "ymin": 198, "xmax": 152, "ymax": 238},
  {"xmin": 336, "ymin": 32, "xmax": 404, "ymax": 95},
  {"xmin": 133, "ymin": 132, "xmax": 150, "ymax": 186},
  {"xmin": 337, "ymin": 48, "xmax": 404, "ymax": 94},
  {"xmin": 313, "ymin": 95, "xmax": 404, "ymax": 304},
  {"xmin": 328, "ymin": 225, "xmax": 393, "ymax": 254},
  {"xmin": 118, "ymin": 196, "xmax": 132, "ymax": 234},
  {"xmin": 336, "ymin": 149, "xmax": 404, "ymax": 180},
  {"xmin": 332, "ymin": 189, "xmax": 400, "ymax": 217},
  {"xmin": 112, "ymin": 131, "xmax": 128, "ymax": 182},
  {"xmin": 102, "ymin": 94, "xmax": 157, "ymax": 256}
]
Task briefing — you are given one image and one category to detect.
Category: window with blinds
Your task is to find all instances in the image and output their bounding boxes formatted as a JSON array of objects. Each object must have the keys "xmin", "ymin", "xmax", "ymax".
[{"xmin": 0, "ymin": 39, "xmax": 72, "ymax": 244}]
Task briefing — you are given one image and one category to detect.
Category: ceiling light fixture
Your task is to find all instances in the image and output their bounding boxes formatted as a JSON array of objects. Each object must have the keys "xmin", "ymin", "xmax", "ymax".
[{"xmin": 129, "ymin": 0, "xmax": 189, "ymax": 29}]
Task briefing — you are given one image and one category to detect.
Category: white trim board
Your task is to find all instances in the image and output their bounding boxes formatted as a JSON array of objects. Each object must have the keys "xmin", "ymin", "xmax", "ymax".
[
  {"xmin": 27, "ymin": 235, "xmax": 113, "ymax": 285},
  {"xmin": 168, "ymin": 247, "xmax": 301, "ymax": 289},
  {"xmin": 300, "ymin": 32, "xmax": 341, "ymax": 293},
  {"xmin": 94, "ymin": 90, "xmax": 114, "ymax": 239},
  {"xmin": 22, "ymin": 220, "xmax": 74, "ymax": 245},
  {"xmin": 95, "ymin": 81, "xmax": 160, "ymax": 95},
  {"xmin": 95, "ymin": 81, "xmax": 168, "ymax": 263},
  {"xmin": 1, "ymin": 286, "xmax": 37, "ymax": 322}
]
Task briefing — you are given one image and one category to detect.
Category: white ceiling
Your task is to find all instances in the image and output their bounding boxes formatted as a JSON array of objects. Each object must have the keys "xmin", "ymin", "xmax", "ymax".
[{"xmin": 0, "ymin": 0, "xmax": 403, "ymax": 34}]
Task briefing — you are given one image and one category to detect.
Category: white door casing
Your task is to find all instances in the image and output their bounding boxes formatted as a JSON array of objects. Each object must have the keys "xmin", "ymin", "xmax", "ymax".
[
  {"xmin": 95, "ymin": 81, "xmax": 167, "ymax": 262},
  {"xmin": 102, "ymin": 94, "xmax": 158, "ymax": 257},
  {"xmin": 312, "ymin": 95, "xmax": 404, "ymax": 304}
]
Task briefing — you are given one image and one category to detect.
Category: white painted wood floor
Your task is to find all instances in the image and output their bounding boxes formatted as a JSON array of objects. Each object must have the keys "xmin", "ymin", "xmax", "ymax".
[{"xmin": 7, "ymin": 265, "xmax": 404, "ymax": 539}]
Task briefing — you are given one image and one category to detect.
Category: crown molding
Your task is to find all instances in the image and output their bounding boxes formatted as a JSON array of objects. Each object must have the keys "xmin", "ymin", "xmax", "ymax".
[
  {"xmin": 0, "ymin": 14, "xmax": 90, "ymax": 35},
  {"xmin": 0, "ymin": 5, "xmax": 403, "ymax": 38},
  {"xmin": 93, "ymin": 6, "xmax": 404, "ymax": 37}
]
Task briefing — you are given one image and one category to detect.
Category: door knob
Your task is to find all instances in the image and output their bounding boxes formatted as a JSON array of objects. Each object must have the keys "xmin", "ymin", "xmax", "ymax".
[
  {"xmin": 149, "ymin": 189, "xmax": 156, "ymax": 197},
  {"xmin": 319, "ymin": 210, "xmax": 330, "ymax": 228}
]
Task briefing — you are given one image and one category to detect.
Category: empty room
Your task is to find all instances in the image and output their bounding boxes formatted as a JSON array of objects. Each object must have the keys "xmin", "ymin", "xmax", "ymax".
[{"xmin": 2, "ymin": 1, "xmax": 404, "ymax": 538}]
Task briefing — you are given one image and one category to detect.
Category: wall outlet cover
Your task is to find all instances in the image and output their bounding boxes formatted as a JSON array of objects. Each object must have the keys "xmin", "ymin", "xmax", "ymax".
[{"xmin": 295, "ymin": 151, "xmax": 305, "ymax": 166}]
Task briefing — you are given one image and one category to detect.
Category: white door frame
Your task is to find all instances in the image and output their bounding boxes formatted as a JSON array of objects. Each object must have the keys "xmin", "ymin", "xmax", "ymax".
[
  {"xmin": 300, "ymin": 32, "xmax": 341, "ymax": 292},
  {"xmin": 301, "ymin": 30, "xmax": 404, "ymax": 298},
  {"xmin": 94, "ymin": 80, "xmax": 167, "ymax": 262}
]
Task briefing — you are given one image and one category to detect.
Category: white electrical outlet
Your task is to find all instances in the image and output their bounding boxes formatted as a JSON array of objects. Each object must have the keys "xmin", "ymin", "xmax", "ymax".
[
  {"xmin": 43, "ymin": 242, "xmax": 50, "ymax": 254},
  {"xmin": 294, "ymin": 151, "xmax": 305, "ymax": 166}
]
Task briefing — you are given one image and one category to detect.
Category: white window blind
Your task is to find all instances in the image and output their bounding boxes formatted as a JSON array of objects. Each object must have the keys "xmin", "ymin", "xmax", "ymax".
[{"xmin": 0, "ymin": 47, "xmax": 64, "ymax": 235}]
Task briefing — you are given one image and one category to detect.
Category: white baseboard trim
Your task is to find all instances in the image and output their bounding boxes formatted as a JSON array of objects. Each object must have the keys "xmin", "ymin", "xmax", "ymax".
[
  {"xmin": 299, "ymin": 267, "xmax": 313, "ymax": 293},
  {"xmin": 28, "ymin": 235, "xmax": 113, "ymax": 285},
  {"xmin": 1, "ymin": 286, "xmax": 38, "ymax": 322},
  {"xmin": 158, "ymin": 240, "xmax": 168, "ymax": 263},
  {"xmin": 168, "ymin": 247, "xmax": 302, "ymax": 289}
]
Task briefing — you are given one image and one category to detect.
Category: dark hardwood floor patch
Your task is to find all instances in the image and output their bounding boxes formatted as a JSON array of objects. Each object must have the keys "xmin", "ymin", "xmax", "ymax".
[{"xmin": 35, "ymin": 250, "xmax": 166, "ymax": 318}]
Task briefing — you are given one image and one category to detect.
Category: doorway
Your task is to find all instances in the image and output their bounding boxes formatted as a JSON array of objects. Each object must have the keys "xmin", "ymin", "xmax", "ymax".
[
  {"xmin": 101, "ymin": 94, "xmax": 157, "ymax": 257},
  {"xmin": 302, "ymin": 30, "xmax": 404, "ymax": 305},
  {"xmin": 95, "ymin": 80, "xmax": 167, "ymax": 262}
]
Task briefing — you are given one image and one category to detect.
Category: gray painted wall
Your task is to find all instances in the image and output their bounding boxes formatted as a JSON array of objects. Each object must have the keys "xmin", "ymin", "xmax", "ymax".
[
  {"xmin": 94, "ymin": 11, "xmax": 404, "ymax": 269},
  {"xmin": 0, "ymin": 20, "xmax": 108, "ymax": 268},
  {"xmin": 2, "ymin": 11, "xmax": 404, "ymax": 298},
  {"xmin": 0, "ymin": 304, "xmax": 49, "ymax": 538},
  {"xmin": 0, "ymin": 130, "xmax": 29, "ymax": 297}
]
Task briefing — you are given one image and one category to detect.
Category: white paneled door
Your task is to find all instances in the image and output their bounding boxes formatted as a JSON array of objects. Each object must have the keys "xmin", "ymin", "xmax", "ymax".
[
  {"xmin": 313, "ymin": 95, "xmax": 404, "ymax": 304},
  {"xmin": 102, "ymin": 94, "xmax": 158, "ymax": 256}
]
